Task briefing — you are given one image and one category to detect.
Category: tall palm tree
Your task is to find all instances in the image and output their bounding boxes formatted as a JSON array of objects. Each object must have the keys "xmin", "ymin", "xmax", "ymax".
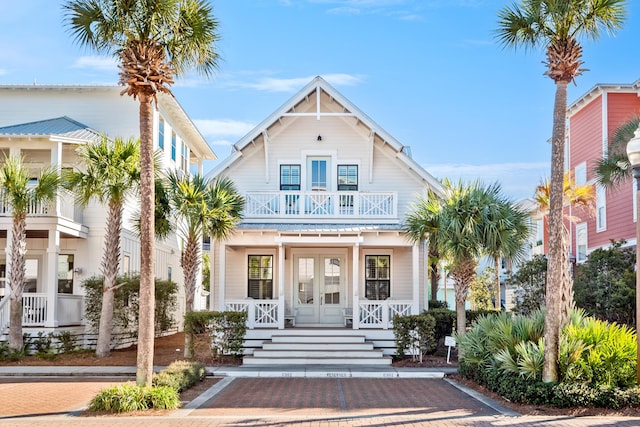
[
  {"xmin": 163, "ymin": 172, "xmax": 244, "ymax": 357},
  {"xmin": 595, "ymin": 116, "xmax": 639, "ymax": 188},
  {"xmin": 496, "ymin": 0, "xmax": 626, "ymax": 383},
  {"xmin": 406, "ymin": 180, "xmax": 506, "ymax": 335},
  {"xmin": 0, "ymin": 156, "xmax": 60, "ymax": 351},
  {"xmin": 63, "ymin": 0, "xmax": 220, "ymax": 386},
  {"xmin": 64, "ymin": 136, "xmax": 141, "ymax": 358},
  {"xmin": 481, "ymin": 197, "xmax": 530, "ymax": 311}
]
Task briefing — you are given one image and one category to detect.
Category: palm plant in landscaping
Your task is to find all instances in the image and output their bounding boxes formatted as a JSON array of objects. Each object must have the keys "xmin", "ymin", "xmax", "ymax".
[
  {"xmin": 0, "ymin": 156, "xmax": 60, "ymax": 351},
  {"xmin": 63, "ymin": 0, "xmax": 221, "ymax": 386},
  {"xmin": 497, "ymin": 0, "xmax": 626, "ymax": 383},
  {"xmin": 64, "ymin": 136, "xmax": 141, "ymax": 357},
  {"xmin": 595, "ymin": 116, "xmax": 639, "ymax": 188},
  {"xmin": 406, "ymin": 180, "xmax": 524, "ymax": 335},
  {"xmin": 160, "ymin": 172, "xmax": 244, "ymax": 358}
]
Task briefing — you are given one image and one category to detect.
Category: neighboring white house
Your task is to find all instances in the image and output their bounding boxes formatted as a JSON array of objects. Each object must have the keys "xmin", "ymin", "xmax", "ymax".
[
  {"xmin": 207, "ymin": 77, "xmax": 443, "ymax": 364},
  {"xmin": 0, "ymin": 85, "xmax": 216, "ymax": 338}
]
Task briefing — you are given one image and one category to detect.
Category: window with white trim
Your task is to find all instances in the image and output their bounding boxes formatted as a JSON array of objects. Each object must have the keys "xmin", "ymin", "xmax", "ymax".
[
  {"xmin": 280, "ymin": 164, "xmax": 301, "ymax": 190},
  {"xmin": 171, "ymin": 131, "xmax": 177, "ymax": 161},
  {"xmin": 596, "ymin": 185, "xmax": 606, "ymax": 231},
  {"xmin": 158, "ymin": 118, "xmax": 165, "ymax": 150},
  {"xmin": 365, "ymin": 255, "xmax": 390, "ymax": 300},
  {"xmin": 248, "ymin": 255, "xmax": 273, "ymax": 299},
  {"xmin": 181, "ymin": 142, "xmax": 189, "ymax": 172},
  {"xmin": 575, "ymin": 162, "xmax": 587, "ymax": 186},
  {"xmin": 337, "ymin": 165, "xmax": 358, "ymax": 191},
  {"xmin": 535, "ymin": 219, "xmax": 544, "ymax": 246},
  {"xmin": 576, "ymin": 223, "xmax": 588, "ymax": 263}
]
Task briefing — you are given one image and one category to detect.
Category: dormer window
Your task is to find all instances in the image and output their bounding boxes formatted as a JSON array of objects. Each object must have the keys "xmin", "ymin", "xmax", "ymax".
[{"xmin": 280, "ymin": 164, "xmax": 301, "ymax": 190}]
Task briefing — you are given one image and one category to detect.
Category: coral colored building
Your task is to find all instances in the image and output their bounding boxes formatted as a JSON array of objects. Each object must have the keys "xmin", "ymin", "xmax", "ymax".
[{"xmin": 565, "ymin": 80, "xmax": 640, "ymax": 262}]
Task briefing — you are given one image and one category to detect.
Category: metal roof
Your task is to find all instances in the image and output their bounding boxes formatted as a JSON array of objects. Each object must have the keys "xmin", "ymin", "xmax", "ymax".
[{"xmin": 0, "ymin": 116, "xmax": 101, "ymax": 142}]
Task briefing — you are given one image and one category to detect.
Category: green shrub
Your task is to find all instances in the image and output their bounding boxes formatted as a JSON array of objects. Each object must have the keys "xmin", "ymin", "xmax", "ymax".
[
  {"xmin": 425, "ymin": 308, "xmax": 455, "ymax": 343},
  {"xmin": 88, "ymin": 384, "xmax": 180, "ymax": 413},
  {"xmin": 428, "ymin": 300, "xmax": 449, "ymax": 309},
  {"xmin": 183, "ymin": 310, "xmax": 247, "ymax": 358},
  {"xmin": 54, "ymin": 331, "xmax": 78, "ymax": 354},
  {"xmin": 393, "ymin": 314, "xmax": 436, "ymax": 359},
  {"xmin": 153, "ymin": 360, "xmax": 206, "ymax": 392}
]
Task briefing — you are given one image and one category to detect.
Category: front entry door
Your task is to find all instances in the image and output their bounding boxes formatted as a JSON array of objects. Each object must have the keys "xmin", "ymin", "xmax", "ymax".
[{"xmin": 294, "ymin": 254, "xmax": 345, "ymax": 325}]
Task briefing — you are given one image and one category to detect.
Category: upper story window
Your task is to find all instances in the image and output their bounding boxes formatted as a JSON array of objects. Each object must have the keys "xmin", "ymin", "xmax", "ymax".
[
  {"xmin": 337, "ymin": 165, "xmax": 358, "ymax": 191},
  {"xmin": 158, "ymin": 118, "xmax": 165, "ymax": 150},
  {"xmin": 310, "ymin": 158, "xmax": 328, "ymax": 191},
  {"xmin": 280, "ymin": 165, "xmax": 301, "ymax": 190},
  {"xmin": 171, "ymin": 131, "xmax": 177, "ymax": 161},
  {"xmin": 535, "ymin": 219, "xmax": 544, "ymax": 246},
  {"xmin": 576, "ymin": 223, "xmax": 587, "ymax": 263},
  {"xmin": 575, "ymin": 162, "xmax": 587, "ymax": 186},
  {"xmin": 181, "ymin": 142, "xmax": 189, "ymax": 172},
  {"xmin": 596, "ymin": 184, "xmax": 606, "ymax": 231}
]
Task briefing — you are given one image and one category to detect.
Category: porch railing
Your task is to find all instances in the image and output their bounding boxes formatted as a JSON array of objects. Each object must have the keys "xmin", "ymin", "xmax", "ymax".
[
  {"xmin": 225, "ymin": 299, "xmax": 279, "ymax": 329},
  {"xmin": 57, "ymin": 294, "xmax": 83, "ymax": 325},
  {"xmin": 244, "ymin": 191, "xmax": 397, "ymax": 219},
  {"xmin": 0, "ymin": 293, "xmax": 9, "ymax": 333},
  {"xmin": 0, "ymin": 189, "xmax": 81, "ymax": 222},
  {"xmin": 358, "ymin": 300, "xmax": 413, "ymax": 329},
  {"xmin": 23, "ymin": 293, "xmax": 47, "ymax": 326}
]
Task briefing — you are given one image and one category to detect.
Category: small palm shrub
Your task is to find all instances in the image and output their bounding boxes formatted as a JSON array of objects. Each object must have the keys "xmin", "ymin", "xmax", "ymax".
[{"xmin": 88, "ymin": 384, "xmax": 180, "ymax": 413}]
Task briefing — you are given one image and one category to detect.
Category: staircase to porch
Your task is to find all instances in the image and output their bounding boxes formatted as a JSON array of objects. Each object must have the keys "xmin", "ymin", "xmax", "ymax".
[{"xmin": 243, "ymin": 329, "xmax": 393, "ymax": 365}]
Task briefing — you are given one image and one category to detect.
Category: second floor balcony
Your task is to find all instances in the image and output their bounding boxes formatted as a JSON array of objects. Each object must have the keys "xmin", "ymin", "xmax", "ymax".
[
  {"xmin": 0, "ymin": 189, "xmax": 83, "ymax": 224},
  {"xmin": 244, "ymin": 191, "xmax": 397, "ymax": 220}
]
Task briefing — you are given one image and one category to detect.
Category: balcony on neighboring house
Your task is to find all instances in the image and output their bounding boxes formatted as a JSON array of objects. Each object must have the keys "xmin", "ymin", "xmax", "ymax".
[
  {"xmin": 244, "ymin": 191, "xmax": 397, "ymax": 220},
  {"xmin": 0, "ymin": 188, "xmax": 84, "ymax": 228}
]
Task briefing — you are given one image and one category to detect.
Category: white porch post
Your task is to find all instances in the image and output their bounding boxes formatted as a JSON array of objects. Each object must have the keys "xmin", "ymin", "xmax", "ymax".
[
  {"xmin": 208, "ymin": 242, "xmax": 215, "ymax": 310},
  {"xmin": 218, "ymin": 242, "xmax": 226, "ymax": 311},
  {"xmin": 412, "ymin": 243, "xmax": 419, "ymax": 315},
  {"xmin": 51, "ymin": 142, "xmax": 62, "ymax": 215},
  {"xmin": 278, "ymin": 243, "xmax": 285, "ymax": 330},
  {"xmin": 45, "ymin": 228, "xmax": 60, "ymax": 327},
  {"xmin": 352, "ymin": 242, "xmax": 359, "ymax": 329}
]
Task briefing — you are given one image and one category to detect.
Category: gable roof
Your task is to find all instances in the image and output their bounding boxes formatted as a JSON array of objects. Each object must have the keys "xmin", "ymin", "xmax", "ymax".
[
  {"xmin": 0, "ymin": 116, "xmax": 101, "ymax": 143},
  {"xmin": 568, "ymin": 78, "xmax": 640, "ymax": 116},
  {"xmin": 210, "ymin": 76, "xmax": 443, "ymax": 196}
]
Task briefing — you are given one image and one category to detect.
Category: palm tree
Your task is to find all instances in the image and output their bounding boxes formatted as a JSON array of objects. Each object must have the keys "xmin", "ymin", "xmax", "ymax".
[
  {"xmin": 63, "ymin": 0, "xmax": 220, "ymax": 387},
  {"xmin": 163, "ymin": 172, "xmax": 244, "ymax": 357},
  {"xmin": 406, "ymin": 180, "xmax": 508, "ymax": 335},
  {"xmin": 64, "ymin": 136, "xmax": 141, "ymax": 358},
  {"xmin": 595, "ymin": 116, "xmax": 639, "ymax": 188},
  {"xmin": 496, "ymin": 0, "xmax": 626, "ymax": 383},
  {"xmin": 0, "ymin": 156, "xmax": 60, "ymax": 351},
  {"xmin": 481, "ymin": 197, "xmax": 530, "ymax": 311}
]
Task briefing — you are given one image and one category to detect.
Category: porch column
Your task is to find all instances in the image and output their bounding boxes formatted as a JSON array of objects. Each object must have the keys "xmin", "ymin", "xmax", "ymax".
[
  {"xmin": 218, "ymin": 242, "xmax": 226, "ymax": 311},
  {"xmin": 208, "ymin": 242, "xmax": 215, "ymax": 310},
  {"xmin": 412, "ymin": 243, "xmax": 419, "ymax": 315},
  {"xmin": 277, "ymin": 243, "xmax": 285, "ymax": 330},
  {"xmin": 352, "ymin": 242, "xmax": 359, "ymax": 329},
  {"xmin": 4, "ymin": 227, "xmax": 12, "ymax": 295},
  {"xmin": 51, "ymin": 142, "xmax": 62, "ymax": 216},
  {"xmin": 45, "ymin": 228, "xmax": 60, "ymax": 327}
]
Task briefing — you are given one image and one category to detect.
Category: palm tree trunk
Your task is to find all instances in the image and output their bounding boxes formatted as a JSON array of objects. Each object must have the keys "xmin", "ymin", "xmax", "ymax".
[
  {"xmin": 182, "ymin": 236, "xmax": 201, "ymax": 359},
  {"xmin": 8, "ymin": 215, "xmax": 27, "ymax": 351},
  {"xmin": 429, "ymin": 258, "xmax": 439, "ymax": 303},
  {"xmin": 136, "ymin": 93, "xmax": 156, "ymax": 387},
  {"xmin": 451, "ymin": 257, "xmax": 476, "ymax": 336},
  {"xmin": 543, "ymin": 80, "xmax": 569, "ymax": 383},
  {"xmin": 95, "ymin": 200, "xmax": 123, "ymax": 357}
]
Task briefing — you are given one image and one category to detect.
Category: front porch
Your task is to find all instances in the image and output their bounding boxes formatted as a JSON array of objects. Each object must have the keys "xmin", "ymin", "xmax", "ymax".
[
  {"xmin": 224, "ymin": 298, "xmax": 414, "ymax": 330},
  {"xmin": 0, "ymin": 292, "xmax": 84, "ymax": 332}
]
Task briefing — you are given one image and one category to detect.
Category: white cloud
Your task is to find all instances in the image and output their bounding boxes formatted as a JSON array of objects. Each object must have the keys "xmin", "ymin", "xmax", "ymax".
[
  {"xmin": 226, "ymin": 73, "xmax": 363, "ymax": 92},
  {"xmin": 70, "ymin": 56, "xmax": 118, "ymax": 71},
  {"xmin": 0, "ymin": 68, "xmax": 8, "ymax": 76},
  {"xmin": 193, "ymin": 119, "xmax": 255, "ymax": 138}
]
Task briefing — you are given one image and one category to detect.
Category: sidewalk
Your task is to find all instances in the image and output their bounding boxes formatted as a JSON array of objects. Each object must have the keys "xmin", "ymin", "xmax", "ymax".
[{"xmin": 0, "ymin": 364, "xmax": 458, "ymax": 378}]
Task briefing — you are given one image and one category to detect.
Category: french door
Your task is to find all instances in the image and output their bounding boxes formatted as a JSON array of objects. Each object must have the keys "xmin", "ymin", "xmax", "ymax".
[{"xmin": 294, "ymin": 253, "xmax": 345, "ymax": 325}]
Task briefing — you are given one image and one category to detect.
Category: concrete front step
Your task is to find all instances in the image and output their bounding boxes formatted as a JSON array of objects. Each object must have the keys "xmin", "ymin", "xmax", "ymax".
[
  {"xmin": 253, "ymin": 349, "xmax": 384, "ymax": 358},
  {"xmin": 271, "ymin": 335, "xmax": 365, "ymax": 343},
  {"xmin": 243, "ymin": 356, "xmax": 393, "ymax": 365},
  {"xmin": 262, "ymin": 342, "xmax": 374, "ymax": 351}
]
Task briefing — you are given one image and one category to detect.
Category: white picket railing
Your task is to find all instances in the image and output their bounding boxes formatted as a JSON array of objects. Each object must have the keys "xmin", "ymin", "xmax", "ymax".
[
  {"xmin": 22, "ymin": 293, "xmax": 48, "ymax": 326},
  {"xmin": 358, "ymin": 300, "xmax": 413, "ymax": 329},
  {"xmin": 244, "ymin": 191, "xmax": 397, "ymax": 219},
  {"xmin": 225, "ymin": 299, "xmax": 279, "ymax": 329},
  {"xmin": 0, "ymin": 189, "xmax": 80, "ymax": 222},
  {"xmin": 0, "ymin": 293, "xmax": 9, "ymax": 333}
]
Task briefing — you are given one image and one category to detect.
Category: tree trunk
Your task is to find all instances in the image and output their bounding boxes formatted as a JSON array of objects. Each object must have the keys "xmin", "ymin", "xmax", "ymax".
[
  {"xmin": 429, "ymin": 258, "xmax": 439, "ymax": 303},
  {"xmin": 8, "ymin": 215, "xmax": 27, "ymax": 351},
  {"xmin": 543, "ymin": 80, "xmax": 569, "ymax": 383},
  {"xmin": 494, "ymin": 256, "xmax": 501, "ymax": 310},
  {"xmin": 95, "ymin": 200, "xmax": 123, "ymax": 357},
  {"xmin": 182, "ymin": 235, "xmax": 202, "ymax": 359},
  {"xmin": 451, "ymin": 256, "xmax": 476, "ymax": 336},
  {"xmin": 136, "ymin": 94, "xmax": 156, "ymax": 387}
]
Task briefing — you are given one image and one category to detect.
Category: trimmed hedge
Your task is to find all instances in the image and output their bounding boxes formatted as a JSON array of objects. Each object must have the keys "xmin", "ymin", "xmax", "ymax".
[
  {"xmin": 153, "ymin": 360, "xmax": 206, "ymax": 392},
  {"xmin": 184, "ymin": 310, "xmax": 247, "ymax": 358},
  {"xmin": 393, "ymin": 314, "xmax": 436, "ymax": 359}
]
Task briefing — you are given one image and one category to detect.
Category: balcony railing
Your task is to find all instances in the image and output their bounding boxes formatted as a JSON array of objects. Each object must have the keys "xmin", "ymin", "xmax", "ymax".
[
  {"xmin": 244, "ymin": 191, "xmax": 397, "ymax": 219},
  {"xmin": 0, "ymin": 189, "xmax": 81, "ymax": 223},
  {"xmin": 358, "ymin": 300, "xmax": 413, "ymax": 329}
]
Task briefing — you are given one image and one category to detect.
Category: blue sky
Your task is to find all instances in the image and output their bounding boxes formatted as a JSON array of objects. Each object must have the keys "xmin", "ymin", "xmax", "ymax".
[{"xmin": 2, "ymin": 1, "xmax": 640, "ymax": 200}]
